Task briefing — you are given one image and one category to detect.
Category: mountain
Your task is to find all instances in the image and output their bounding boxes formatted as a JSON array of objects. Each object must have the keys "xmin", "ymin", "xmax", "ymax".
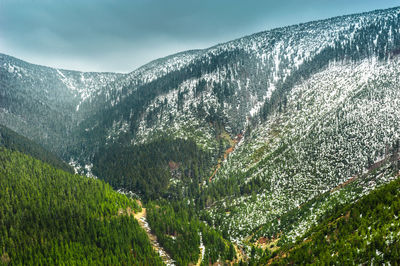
[
  {"xmin": 76, "ymin": 6, "xmax": 400, "ymax": 242},
  {"xmin": 0, "ymin": 53, "xmax": 123, "ymax": 158},
  {"xmin": 1, "ymin": 6, "xmax": 400, "ymax": 264}
]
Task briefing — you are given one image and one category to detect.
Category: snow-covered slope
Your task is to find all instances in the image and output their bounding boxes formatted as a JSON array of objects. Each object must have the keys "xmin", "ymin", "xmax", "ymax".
[
  {"xmin": 0, "ymin": 50, "xmax": 202, "ymax": 156},
  {"xmin": 0, "ymin": 53, "xmax": 123, "ymax": 155},
  {"xmin": 95, "ymin": 50, "xmax": 204, "ymax": 106},
  {"xmin": 205, "ymin": 56, "xmax": 400, "ymax": 242},
  {"xmin": 1, "ymin": 53, "xmax": 122, "ymax": 113}
]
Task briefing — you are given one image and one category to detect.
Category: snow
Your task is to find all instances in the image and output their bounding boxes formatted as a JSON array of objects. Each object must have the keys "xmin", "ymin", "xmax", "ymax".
[
  {"xmin": 56, "ymin": 68, "xmax": 122, "ymax": 112},
  {"xmin": 206, "ymin": 54, "xmax": 400, "ymax": 241},
  {"xmin": 68, "ymin": 159, "xmax": 79, "ymax": 174}
]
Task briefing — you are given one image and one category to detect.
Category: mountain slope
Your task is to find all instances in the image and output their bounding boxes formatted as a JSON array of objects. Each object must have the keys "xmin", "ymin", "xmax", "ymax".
[
  {"xmin": 79, "ymin": 8, "xmax": 400, "ymax": 236},
  {"xmin": 0, "ymin": 147, "xmax": 162, "ymax": 265},
  {"xmin": 72, "ymin": 7, "xmax": 400, "ymax": 175},
  {"xmin": 0, "ymin": 124, "xmax": 73, "ymax": 173},
  {"xmin": 2, "ymin": 7, "xmax": 400, "ymax": 166},
  {"xmin": 204, "ymin": 55, "xmax": 400, "ymax": 242},
  {"xmin": 0, "ymin": 53, "xmax": 123, "ymax": 157},
  {"xmin": 78, "ymin": 6, "xmax": 400, "ymax": 153}
]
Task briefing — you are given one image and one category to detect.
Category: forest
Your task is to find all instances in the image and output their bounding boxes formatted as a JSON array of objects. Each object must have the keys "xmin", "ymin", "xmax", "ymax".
[
  {"xmin": 0, "ymin": 147, "xmax": 162, "ymax": 265},
  {"xmin": 93, "ymin": 136, "xmax": 214, "ymax": 200},
  {"xmin": 1, "ymin": 7, "xmax": 400, "ymax": 265},
  {"xmin": 0, "ymin": 125, "xmax": 240, "ymax": 265}
]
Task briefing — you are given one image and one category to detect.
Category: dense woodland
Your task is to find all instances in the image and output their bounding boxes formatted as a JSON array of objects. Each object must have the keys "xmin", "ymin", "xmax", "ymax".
[
  {"xmin": 0, "ymin": 125, "xmax": 240, "ymax": 265},
  {"xmin": 0, "ymin": 147, "xmax": 162, "ymax": 265},
  {"xmin": 93, "ymin": 137, "xmax": 214, "ymax": 201}
]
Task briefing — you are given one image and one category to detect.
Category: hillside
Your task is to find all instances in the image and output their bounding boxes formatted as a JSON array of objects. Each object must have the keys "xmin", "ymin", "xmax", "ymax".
[
  {"xmin": 0, "ymin": 124, "xmax": 73, "ymax": 173},
  {"xmin": 73, "ymin": 6, "xmax": 400, "ymax": 191},
  {"xmin": 0, "ymin": 53, "xmax": 123, "ymax": 157},
  {"xmin": 0, "ymin": 147, "xmax": 162, "ymax": 265},
  {"xmin": 204, "ymin": 55, "xmax": 400, "ymax": 242}
]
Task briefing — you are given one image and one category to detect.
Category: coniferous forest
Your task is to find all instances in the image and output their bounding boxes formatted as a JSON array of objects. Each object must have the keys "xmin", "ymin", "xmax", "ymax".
[{"xmin": 0, "ymin": 147, "xmax": 162, "ymax": 265}]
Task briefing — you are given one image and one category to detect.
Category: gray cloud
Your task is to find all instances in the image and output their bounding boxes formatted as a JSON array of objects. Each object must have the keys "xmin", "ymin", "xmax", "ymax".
[{"xmin": 0, "ymin": 0, "xmax": 399, "ymax": 72}]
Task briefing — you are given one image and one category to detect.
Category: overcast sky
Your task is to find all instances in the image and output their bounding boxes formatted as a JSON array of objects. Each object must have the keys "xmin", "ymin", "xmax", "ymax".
[{"xmin": 0, "ymin": 0, "xmax": 399, "ymax": 73}]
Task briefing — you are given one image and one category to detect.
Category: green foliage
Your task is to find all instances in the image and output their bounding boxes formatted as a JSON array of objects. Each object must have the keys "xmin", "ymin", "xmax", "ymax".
[
  {"xmin": 0, "ymin": 147, "xmax": 162, "ymax": 265},
  {"xmin": 0, "ymin": 124, "xmax": 73, "ymax": 173}
]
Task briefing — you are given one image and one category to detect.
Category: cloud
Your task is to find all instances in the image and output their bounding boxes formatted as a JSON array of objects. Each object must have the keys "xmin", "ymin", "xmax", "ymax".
[{"xmin": 0, "ymin": 0, "xmax": 398, "ymax": 72}]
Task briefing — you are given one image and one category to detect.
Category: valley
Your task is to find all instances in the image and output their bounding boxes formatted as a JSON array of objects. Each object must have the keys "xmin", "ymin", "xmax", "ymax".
[{"xmin": 1, "ymin": 5, "xmax": 400, "ymax": 265}]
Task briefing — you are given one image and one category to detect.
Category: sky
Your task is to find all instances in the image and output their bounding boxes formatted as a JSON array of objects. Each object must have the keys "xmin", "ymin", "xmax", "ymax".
[{"xmin": 1, "ymin": 0, "xmax": 399, "ymax": 73}]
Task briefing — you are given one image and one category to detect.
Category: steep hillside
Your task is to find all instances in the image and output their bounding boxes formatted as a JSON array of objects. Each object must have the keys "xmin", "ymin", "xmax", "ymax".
[
  {"xmin": 78, "ymin": 6, "xmax": 400, "ymax": 150},
  {"xmin": 0, "ymin": 147, "xmax": 162, "ymax": 265},
  {"xmin": 2, "ymin": 7, "xmax": 400, "ymax": 168},
  {"xmin": 203, "ymin": 55, "xmax": 400, "ymax": 243},
  {"xmin": 74, "ymin": 7, "xmax": 400, "ymax": 177},
  {"xmin": 0, "ymin": 124, "xmax": 73, "ymax": 173},
  {"xmin": 263, "ymin": 165, "xmax": 400, "ymax": 264}
]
